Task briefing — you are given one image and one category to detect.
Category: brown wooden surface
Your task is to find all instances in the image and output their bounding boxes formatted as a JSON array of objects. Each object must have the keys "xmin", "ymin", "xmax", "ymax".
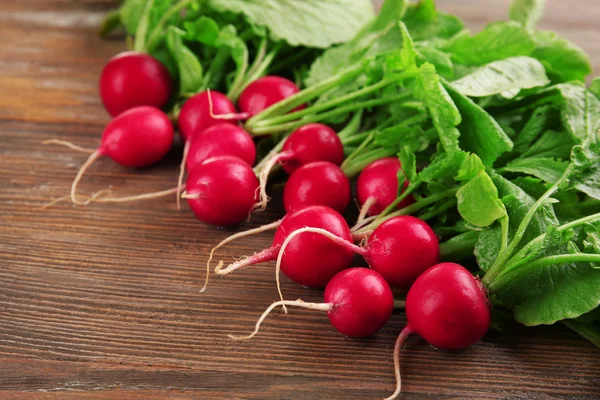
[{"xmin": 1, "ymin": 1, "xmax": 600, "ymax": 399}]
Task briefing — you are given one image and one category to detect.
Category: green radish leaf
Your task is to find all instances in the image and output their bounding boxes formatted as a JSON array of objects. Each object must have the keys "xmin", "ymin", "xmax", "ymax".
[
  {"xmin": 451, "ymin": 56, "xmax": 549, "ymax": 97},
  {"xmin": 512, "ymin": 106, "xmax": 558, "ymax": 154},
  {"xmin": 501, "ymin": 157, "xmax": 568, "ymax": 184},
  {"xmin": 589, "ymin": 78, "xmax": 600, "ymax": 100},
  {"xmin": 444, "ymin": 83, "xmax": 514, "ymax": 166},
  {"xmin": 444, "ymin": 22, "xmax": 535, "ymax": 66},
  {"xmin": 420, "ymin": 150, "xmax": 468, "ymax": 183},
  {"xmin": 475, "ymin": 173, "xmax": 559, "ymax": 271},
  {"xmin": 166, "ymin": 26, "xmax": 204, "ymax": 94},
  {"xmin": 456, "ymin": 170, "xmax": 506, "ymax": 227},
  {"xmin": 215, "ymin": 25, "xmax": 249, "ymax": 95},
  {"xmin": 563, "ymin": 320, "xmax": 600, "ymax": 347},
  {"xmin": 120, "ymin": 0, "xmax": 146, "ymax": 35},
  {"xmin": 402, "ymin": 0, "xmax": 464, "ymax": 41},
  {"xmin": 415, "ymin": 63, "xmax": 461, "ymax": 154},
  {"xmin": 519, "ymin": 129, "xmax": 574, "ymax": 159},
  {"xmin": 207, "ymin": 0, "xmax": 374, "ymax": 48},
  {"xmin": 375, "ymin": 125, "xmax": 428, "ymax": 153},
  {"xmin": 184, "ymin": 16, "xmax": 220, "ymax": 44},
  {"xmin": 532, "ymin": 30, "xmax": 592, "ymax": 82},
  {"xmin": 416, "ymin": 46, "xmax": 454, "ymax": 79},
  {"xmin": 570, "ymin": 144, "xmax": 600, "ymax": 200},
  {"xmin": 455, "ymin": 153, "xmax": 485, "ymax": 182},
  {"xmin": 509, "ymin": 0, "xmax": 546, "ymax": 30},
  {"xmin": 574, "ymin": 307, "xmax": 600, "ymax": 324},
  {"xmin": 398, "ymin": 146, "xmax": 417, "ymax": 183},
  {"xmin": 306, "ymin": 0, "xmax": 407, "ymax": 86}
]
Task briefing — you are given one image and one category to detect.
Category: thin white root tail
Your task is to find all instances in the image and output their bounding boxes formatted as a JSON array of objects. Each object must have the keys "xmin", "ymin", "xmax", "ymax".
[
  {"xmin": 206, "ymin": 88, "xmax": 251, "ymax": 121},
  {"xmin": 70, "ymin": 150, "xmax": 101, "ymax": 205},
  {"xmin": 355, "ymin": 197, "xmax": 377, "ymax": 227},
  {"xmin": 228, "ymin": 299, "xmax": 333, "ymax": 341},
  {"xmin": 40, "ymin": 189, "xmax": 111, "ymax": 210},
  {"xmin": 274, "ymin": 227, "xmax": 366, "ymax": 314},
  {"xmin": 203, "ymin": 219, "xmax": 283, "ymax": 293},
  {"xmin": 93, "ymin": 186, "xmax": 181, "ymax": 203},
  {"xmin": 384, "ymin": 328, "xmax": 412, "ymax": 400},
  {"xmin": 177, "ymin": 140, "xmax": 191, "ymax": 210},
  {"xmin": 42, "ymin": 139, "xmax": 95, "ymax": 154},
  {"xmin": 254, "ymin": 152, "xmax": 292, "ymax": 212},
  {"xmin": 181, "ymin": 190, "xmax": 199, "ymax": 200}
]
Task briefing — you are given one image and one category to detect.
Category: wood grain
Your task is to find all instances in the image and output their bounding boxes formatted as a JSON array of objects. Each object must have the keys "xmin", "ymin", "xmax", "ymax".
[{"xmin": 1, "ymin": 1, "xmax": 599, "ymax": 399}]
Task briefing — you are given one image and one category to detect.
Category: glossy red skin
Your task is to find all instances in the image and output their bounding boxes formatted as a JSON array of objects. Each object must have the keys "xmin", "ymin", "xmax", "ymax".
[
  {"xmin": 406, "ymin": 262, "xmax": 490, "ymax": 349},
  {"xmin": 272, "ymin": 205, "xmax": 353, "ymax": 288},
  {"xmin": 324, "ymin": 268, "xmax": 394, "ymax": 337},
  {"xmin": 100, "ymin": 52, "xmax": 172, "ymax": 117},
  {"xmin": 238, "ymin": 76, "xmax": 305, "ymax": 117},
  {"xmin": 280, "ymin": 123, "xmax": 344, "ymax": 174},
  {"xmin": 178, "ymin": 91, "xmax": 237, "ymax": 142},
  {"xmin": 283, "ymin": 161, "xmax": 351, "ymax": 214},
  {"xmin": 100, "ymin": 106, "xmax": 174, "ymax": 168},
  {"xmin": 366, "ymin": 216, "xmax": 439, "ymax": 288},
  {"xmin": 186, "ymin": 123, "xmax": 256, "ymax": 172},
  {"xmin": 185, "ymin": 156, "xmax": 259, "ymax": 226},
  {"xmin": 357, "ymin": 158, "xmax": 414, "ymax": 216}
]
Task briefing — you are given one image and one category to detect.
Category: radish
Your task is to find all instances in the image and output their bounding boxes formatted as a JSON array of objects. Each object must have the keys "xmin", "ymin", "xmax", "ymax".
[
  {"xmin": 69, "ymin": 106, "xmax": 174, "ymax": 204},
  {"xmin": 100, "ymin": 52, "xmax": 172, "ymax": 117},
  {"xmin": 186, "ymin": 123, "xmax": 256, "ymax": 172},
  {"xmin": 356, "ymin": 157, "xmax": 414, "ymax": 218},
  {"xmin": 215, "ymin": 205, "xmax": 353, "ymax": 289},
  {"xmin": 256, "ymin": 123, "xmax": 344, "ymax": 209},
  {"xmin": 238, "ymin": 76, "xmax": 305, "ymax": 117},
  {"xmin": 177, "ymin": 90, "xmax": 238, "ymax": 142},
  {"xmin": 182, "ymin": 156, "xmax": 259, "ymax": 227},
  {"xmin": 283, "ymin": 161, "xmax": 351, "ymax": 214},
  {"xmin": 385, "ymin": 262, "xmax": 490, "ymax": 399},
  {"xmin": 277, "ymin": 216, "xmax": 439, "ymax": 289},
  {"xmin": 231, "ymin": 268, "xmax": 394, "ymax": 340}
]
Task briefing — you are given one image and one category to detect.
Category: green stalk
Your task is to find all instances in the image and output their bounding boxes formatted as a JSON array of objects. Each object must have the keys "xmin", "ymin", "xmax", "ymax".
[
  {"xmin": 342, "ymin": 148, "xmax": 397, "ymax": 179},
  {"xmin": 253, "ymin": 135, "xmax": 287, "ymax": 174},
  {"xmin": 375, "ymin": 182, "xmax": 420, "ymax": 221},
  {"xmin": 501, "ymin": 212, "xmax": 600, "ymax": 272},
  {"xmin": 145, "ymin": 0, "xmax": 197, "ymax": 52},
  {"xmin": 337, "ymin": 110, "xmax": 363, "ymax": 140},
  {"xmin": 246, "ymin": 64, "xmax": 365, "ymax": 125},
  {"xmin": 439, "ymin": 231, "xmax": 479, "ymax": 261},
  {"xmin": 488, "ymin": 254, "xmax": 600, "ymax": 293},
  {"xmin": 482, "ymin": 165, "xmax": 573, "ymax": 285},
  {"xmin": 499, "ymin": 215, "xmax": 509, "ymax": 252},
  {"xmin": 250, "ymin": 94, "xmax": 411, "ymax": 136},
  {"xmin": 340, "ymin": 132, "xmax": 375, "ymax": 171},
  {"xmin": 418, "ymin": 198, "xmax": 457, "ymax": 221},
  {"xmin": 134, "ymin": 0, "xmax": 156, "ymax": 52},
  {"xmin": 354, "ymin": 188, "xmax": 460, "ymax": 235},
  {"xmin": 252, "ymin": 78, "xmax": 408, "ymax": 128}
]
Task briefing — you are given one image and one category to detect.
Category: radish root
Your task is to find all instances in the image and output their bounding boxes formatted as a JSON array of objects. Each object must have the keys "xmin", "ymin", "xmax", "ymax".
[
  {"xmin": 91, "ymin": 186, "xmax": 180, "ymax": 203},
  {"xmin": 42, "ymin": 139, "xmax": 95, "ymax": 154},
  {"xmin": 355, "ymin": 197, "xmax": 377, "ymax": 227},
  {"xmin": 40, "ymin": 189, "xmax": 111, "ymax": 209},
  {"xmin": 274, "ymin": 227, "xmax": 368, "ymax": 313},
  {"xmin": 203, "ymin": 218, "xmax": 283, "ymax": 293},
  {"xmin": 177, "ymin": 140, "xmax": 191, "ymax": 210},
  {"xmin": 385, "ymin": 327, "xmax": 413, "ymax": 400},
  {"xmin": 254, "ymin": 151, "xmax": 293, "ymax": 211},
  {"xmin": 229, "ymin": 299, "xmax": 333, "ymax": 340},
  {"xmin": 206, "ymin": 88, "xmax": 251, "ymax": 121},
  {"xmin": 181, "ymin": 190, "xmax": 199, "ymax": 200},
  {"xmin": 215, "ymin": 246, "xmax": 280, "ymax": 276},
  {"xmin": 70, "ymin": 149, "xmax": 102, "ymax": 205}
]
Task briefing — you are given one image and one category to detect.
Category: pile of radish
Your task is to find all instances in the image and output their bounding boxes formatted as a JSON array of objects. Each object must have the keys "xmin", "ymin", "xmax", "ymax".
[{"xmin": 43, "ymin": 0, "xmax": 600, "ymax": 397}]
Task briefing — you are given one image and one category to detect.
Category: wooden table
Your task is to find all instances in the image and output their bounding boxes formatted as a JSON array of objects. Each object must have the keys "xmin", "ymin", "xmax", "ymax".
[{"xmin": 1, "ymin": 1, "xmax": 599, "ymax": 399}]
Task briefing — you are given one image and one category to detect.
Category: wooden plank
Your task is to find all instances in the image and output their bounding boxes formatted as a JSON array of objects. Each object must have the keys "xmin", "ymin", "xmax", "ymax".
[{"xmin": 1, "ymin": 1, "xmax": 599, "ymax": 398}]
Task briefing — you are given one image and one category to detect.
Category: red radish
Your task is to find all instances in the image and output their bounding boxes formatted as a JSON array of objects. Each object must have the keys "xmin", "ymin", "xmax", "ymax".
[
  {"xmin": 215, "ymin": 205, "xmax": 353, "ymax": 289},
  {"xmin": 279, "ymin": 216, "xmax": 439, "ymax": 289},
  {"xmin": 100, "ymin": 52, "xmax": 172, "ymax": 117},
  {"xmin": 283, "ymin": 161, "xmax": 351, "ymax": 214},
  {"xmin": 357, "ymin": 157, "xmax": 414, "ymax": 217},
  {"xmin": 182, "ymin": 156, "xmax": 259, "ymax": 226},
  {"xmin": 69, "ymin": 106, "xmax": 174, "ymax": 204},
  {"xmin": 386, "ymin": 262, "xmax": 490, "ymax": 399},
  {"xmin": 255, "ymin": 123, "xmax": 344, "ymax": 209},
  {"xmin": 230, "ymin": 268, "xmax": 394, "ymax": 340},
  {"xmin": 186, "ymin": 123, "xmax": 256, "ymax": 172},
  {"xmin": 238, "ymin": 76, "xmax": 305, "ymax": 117},
  {"xmin": 177, "ymin": 90, "xmax": 237, "ymax": 142}
]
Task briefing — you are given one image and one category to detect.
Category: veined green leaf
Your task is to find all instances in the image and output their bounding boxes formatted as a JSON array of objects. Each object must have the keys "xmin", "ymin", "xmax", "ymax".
[
  {"xmin": 501, "ymin": 157, "xmax": 568, "ymax": 184},
  {"xmin": 402, "ymin": 0, "xmax": 464, "ymax": 41},
  {"xmin": 509, "ymin": 0, "xmax": 546, "ymax": 30},
  {"xmin": 532, "ymin": 30, "xmax": 592, "ymax": 82},
  {"xmin": 166, "ymin": 26, "xmax": 204, "ymax": 94},
  {"xmin": 456, "ymin": 170, "xmax": 506, "ymax": 227},
  {"xmin": 207, "ymin": 0, "xmax": 374, "ymax": 48},
  {"xmin": 451, "ymin": 56, "xmax": 549, "ymax": 97}
]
